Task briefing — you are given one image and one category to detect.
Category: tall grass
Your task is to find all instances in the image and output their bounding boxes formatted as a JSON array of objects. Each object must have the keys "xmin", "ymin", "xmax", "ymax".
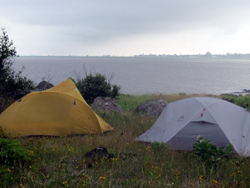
[{"xmin": 0, "ymin": 93, "xmax": 250, "ymax": 187}]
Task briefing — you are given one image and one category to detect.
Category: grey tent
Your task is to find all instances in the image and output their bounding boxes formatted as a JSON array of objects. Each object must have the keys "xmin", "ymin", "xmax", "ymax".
[{"xmin": 135, "ymin": 97, "xmax": 250, "ymax": 156}]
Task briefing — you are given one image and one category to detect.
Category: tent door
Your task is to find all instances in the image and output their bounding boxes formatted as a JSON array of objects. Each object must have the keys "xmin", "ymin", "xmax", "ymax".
[{"xmin": 166, "ymin": 121, "xmax": 230, "ymax": 151}]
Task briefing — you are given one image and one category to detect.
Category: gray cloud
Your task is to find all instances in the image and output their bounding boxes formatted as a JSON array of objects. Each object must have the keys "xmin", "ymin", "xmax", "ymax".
[{"xmin": 1, "ymin": 0, "xmax": 250, "ymax": 55}]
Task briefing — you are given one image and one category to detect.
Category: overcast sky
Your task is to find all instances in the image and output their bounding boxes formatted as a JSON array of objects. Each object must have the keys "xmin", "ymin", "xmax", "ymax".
[{"xmin": 1, "ymin": 0, "xmax": 250, "ymax": 56}]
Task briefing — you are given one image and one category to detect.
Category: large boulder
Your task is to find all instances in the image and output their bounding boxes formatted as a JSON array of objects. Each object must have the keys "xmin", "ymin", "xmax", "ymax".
[
  {"xmin": 91, "ymin": 97, "xmax": 124, "ymax": 113},
  {"xmin": 135, "ymin": 99, "xmax": 167, "ymax": 117},
  {"xmin": 34, "ymin": 81, "xmax": 54, "ymax": 91}
]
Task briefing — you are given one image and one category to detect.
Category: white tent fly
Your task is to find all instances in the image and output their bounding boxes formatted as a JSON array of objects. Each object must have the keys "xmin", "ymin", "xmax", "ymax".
[{"xmin": 135, "ymin": 97, "xmax": 250, "ymax": 156}]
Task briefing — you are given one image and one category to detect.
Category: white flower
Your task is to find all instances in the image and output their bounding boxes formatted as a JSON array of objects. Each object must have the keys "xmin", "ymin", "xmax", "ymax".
[{"xmin": 197, "ymin": 135, "xmax": 201, "ymax": 141}]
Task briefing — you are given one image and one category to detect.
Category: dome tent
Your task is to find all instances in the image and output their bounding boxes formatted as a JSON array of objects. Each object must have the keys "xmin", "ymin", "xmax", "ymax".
[
  {"xmin": 0, "ymin": 79, "xmax": 113, "ymax": 136},
  {"xmin": 135, "ymin": 97, "xmax": 250, "ymax": 156}
]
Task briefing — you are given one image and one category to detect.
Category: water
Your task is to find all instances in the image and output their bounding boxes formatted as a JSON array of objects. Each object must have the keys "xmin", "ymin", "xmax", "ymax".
[{"xmin": 12, "ymin": 57, "xmax": 250, "ymax": 95}]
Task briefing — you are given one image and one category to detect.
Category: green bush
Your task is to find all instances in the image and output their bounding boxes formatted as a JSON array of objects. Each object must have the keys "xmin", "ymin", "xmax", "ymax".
[
  {"xmin": 151, "ymin": 141, "xmax": 165, "ymax": 153},
  {"xmin": 0, "ymin": 29, "xmax": 34, "ymax": 99},
  {"xmin": 192, "ymin": 136, "xmax": 233, "ymax": 168},
  {"xmin": 74, "ymin": 73, "xmax": 120, "ymax": 104},
  {"xmin": 0, "ymin": 138, "xmax": 34, "ymax": 166}
]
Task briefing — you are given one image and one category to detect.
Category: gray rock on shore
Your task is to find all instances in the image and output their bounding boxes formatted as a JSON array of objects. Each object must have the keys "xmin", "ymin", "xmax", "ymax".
[
  {"xmin": 91, "ymin": 97, "xmax": 124, "ymax": 113},
  {"xmin": 135, "ymin": 99, "xmax": 167, "ymax": 117},
  {"xmin": 34, "ymin": 81, "xmax": 54, "ymax": 91}
]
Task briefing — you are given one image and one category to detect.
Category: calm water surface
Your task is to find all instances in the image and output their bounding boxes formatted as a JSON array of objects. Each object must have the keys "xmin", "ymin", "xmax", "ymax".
[{"xmin": 13, "ymin": 57, "xmax": 250, "ymax": 95}]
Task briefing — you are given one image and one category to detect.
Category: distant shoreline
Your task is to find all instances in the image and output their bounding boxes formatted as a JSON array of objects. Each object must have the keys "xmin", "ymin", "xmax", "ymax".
[{"xmin": 18, "ymin": 54, "xmax": 250, "ymax": 60}]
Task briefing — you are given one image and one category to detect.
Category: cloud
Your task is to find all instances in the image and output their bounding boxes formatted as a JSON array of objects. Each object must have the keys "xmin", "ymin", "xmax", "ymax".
[{"xmin": 1, "ymin": 0, "xmax": 250, "ymax": 55}]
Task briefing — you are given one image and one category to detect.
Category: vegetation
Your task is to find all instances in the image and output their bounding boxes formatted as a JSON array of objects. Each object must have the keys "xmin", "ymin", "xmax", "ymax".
[
  {"xmin": 1, "ymin": 93, "xmax": 250, "ymax": 187},
  {"xmin": 72, "ymin": 70, "xmax": 120, "ymax": 104},
  {"xmin": 0, "ymin": 138, "xmax": 34, "ymax": 166},
  {"xmin": 192, "ymin": 136, "xmax": 233, "ymax": 169},
  {"xmin": 0, "ymin": 29, "xmax": 34, "ymax": 99},
  {"xmin": 222, "ymin": 95, "xmax": 250, "ymax": 111}
]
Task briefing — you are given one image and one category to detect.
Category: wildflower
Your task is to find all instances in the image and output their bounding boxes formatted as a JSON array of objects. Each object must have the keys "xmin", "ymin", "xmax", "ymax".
[
  {"xmin": 197, "ymin": 135, "xmax": 201, "ymax": 140},
  {"xmin": 212, "ymin": 179, "xmax": 218, "ymax": 184},
  {"xmin": 190, "ymin": 183, "xmax": 194, "ymax": 186},
  {"xmin": 199, "ymin": 175, "xmax": 204, "ymax": 180},
  {"xmin": 146, "ymin": 147, "xmax": 151, "ymax": 150},
  {"xmin": 100, "ymin": 176, "xmax": 106, "ymax": 180}
]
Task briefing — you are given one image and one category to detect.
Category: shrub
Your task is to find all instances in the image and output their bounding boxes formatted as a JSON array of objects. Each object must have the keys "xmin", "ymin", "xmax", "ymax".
[
  {"xmin": 0, "ymin": 28, "xmax": 34, "ymax": 99},
  {"xmin": 0, "ymin": 138, "xmax": 34, "ymax": 166},
  {"xmin": 151, "ymin": 141, "xmax": 165, "ymax": 153},
  {"xmin": 192, "ymin": 136, "xmax": 233, "ymax": 168},
  {"xmin": 74, "ymin": 72, "xmax": 120, "ymax": 104}
]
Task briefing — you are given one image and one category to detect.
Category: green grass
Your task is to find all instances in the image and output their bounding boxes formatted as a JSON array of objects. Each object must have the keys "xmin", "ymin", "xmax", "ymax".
[
  {"xmin": 222, "ymin": 94, "xmax": 250, "ymax": 111},
  {"xmin": 116, "ymin": 93, "xmax": 219, "ymax": 111},
  {"xmin": 1, "ymin": 93, "xmax": 250, "ymax": 187}
]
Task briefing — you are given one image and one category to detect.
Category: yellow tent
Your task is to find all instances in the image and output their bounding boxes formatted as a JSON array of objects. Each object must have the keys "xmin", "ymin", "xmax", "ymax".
[{"xmin": 0, "ymin": 79, "xmax": 113, "ymax": 136}]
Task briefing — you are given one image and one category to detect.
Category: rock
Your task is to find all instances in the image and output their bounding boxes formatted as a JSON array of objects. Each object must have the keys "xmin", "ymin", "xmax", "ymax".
[
  {"xmin": 91, "ymin": 97, "xmax": 124, "ymax": 113},
  {"xmin": 135, "ymin": 99, "xmax": 167, "ymax": 117},
  {"xmin": 34, "ymin": 81, "xmax": 54, "ymax": 91},
  {"xmin": 243, "ymin": 89, "xmax": 250, "ymax": 93},
  {"xmin": 84, "ymin": 147, "xmax": 114, "ymax": 159}
]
